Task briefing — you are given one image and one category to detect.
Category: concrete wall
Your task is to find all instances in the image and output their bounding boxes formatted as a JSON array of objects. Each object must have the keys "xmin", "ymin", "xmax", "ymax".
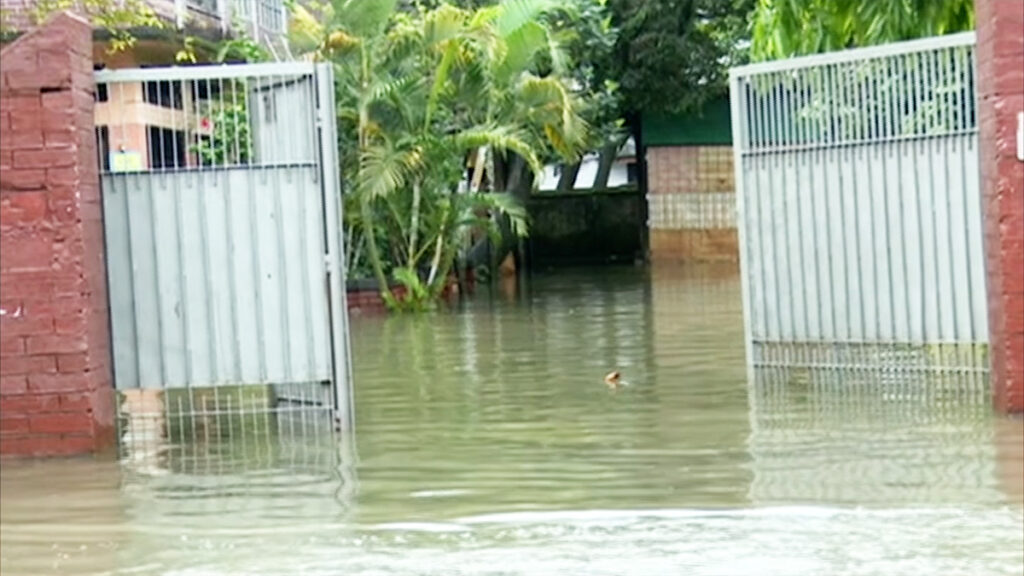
[
  {"xmin": 976, "ymin": 0, "xmax": 1024, "ymax": 414},
  {"xmin": 0, "ymin": 12, "xmax": 115, "ymax": 456},
  {"xmin": 646, "ymin": 145, "xmax": 739, "ymax": 263}
]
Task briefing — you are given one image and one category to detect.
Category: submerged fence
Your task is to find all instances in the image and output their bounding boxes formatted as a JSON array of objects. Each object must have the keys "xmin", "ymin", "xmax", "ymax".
[{"xmin": 729, "ymin": 33, "xmax": 988, "ymax": 393}]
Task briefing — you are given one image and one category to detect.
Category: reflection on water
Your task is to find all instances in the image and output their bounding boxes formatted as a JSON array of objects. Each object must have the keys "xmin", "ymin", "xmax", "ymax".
[{"xmin": 1, "ymin": 265, "xmax": 1022, "ymax": 576}]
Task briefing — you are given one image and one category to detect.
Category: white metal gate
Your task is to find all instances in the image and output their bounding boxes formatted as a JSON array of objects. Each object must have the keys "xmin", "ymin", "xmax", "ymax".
[
  {"xmin": 728, "ymin": 33, "xmax": 988, "ymax": 393},
  {"xmin": 95, "ymin": 62, "xmax": 354, "ymax": 446}
]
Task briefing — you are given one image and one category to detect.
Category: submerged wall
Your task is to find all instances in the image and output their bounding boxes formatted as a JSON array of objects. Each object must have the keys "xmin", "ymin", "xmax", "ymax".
[
  {"xmin": 526, "ymin": 188, "xmax": 644, "ymax": 267},
  {"xmin": 0, "ymin": 13, "xmax": 116, "ymax": 456}
]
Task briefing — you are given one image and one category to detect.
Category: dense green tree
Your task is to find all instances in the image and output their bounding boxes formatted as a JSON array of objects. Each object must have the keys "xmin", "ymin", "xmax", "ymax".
[
  {"xmin": 750, "ymin": 0, "xmax": 975, "ymax": 61},
  {"xmin": 573, "ymin": 0, "xmax": 751, "ymax": 201},
  {"xmin": 602, "ymin": 0, "xmax": 752, "ymax": 116}
]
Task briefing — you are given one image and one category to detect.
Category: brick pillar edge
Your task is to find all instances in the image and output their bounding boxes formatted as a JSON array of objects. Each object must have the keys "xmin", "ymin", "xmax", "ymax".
[
  {"xmin": 0, "ymin": 12, "xmax": 117, "ymax": 456},
  {"xmin": 976, "ymin": 0, "xmax": 1024, "ymax": 414}
]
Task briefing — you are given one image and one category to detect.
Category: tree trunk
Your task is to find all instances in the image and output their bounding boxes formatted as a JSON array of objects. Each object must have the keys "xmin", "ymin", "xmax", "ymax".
[
  {"xmin": 430, "ymin": 240, "xmax": 458, "ymax": 298},
  {"xmin": 505, "ymin": 155, "xmax": 526, "ymax": 197},
  {"xmin": 469, "ymin": 146, "xmax": 487, "ymax": 191},
  {"xmin": 593, "ymin": 139, "xmax": 622, "ymax": 190},
  {"xmin": 556, "ymin": 162, "xmax": 581, "ymax": 193},
  {"xmin": 426, "ymin": 232, "xmax": 445, "ymax": 287},
  {"xmin": 408, "ymin": 179, "xmax": 422, "ymax": 265},
  {"xmin": 465, "ymin": 153, "xmax": 535, "ymax": 272},
  {"xmin": 360, "ymin": 196, "xmax": 390, "ymax": 298}
]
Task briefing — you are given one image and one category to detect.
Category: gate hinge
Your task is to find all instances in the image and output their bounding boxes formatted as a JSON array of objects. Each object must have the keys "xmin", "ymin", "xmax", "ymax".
[{"xmin": 324, "ymin": 253, "xmax": 335, "ymax": 274}]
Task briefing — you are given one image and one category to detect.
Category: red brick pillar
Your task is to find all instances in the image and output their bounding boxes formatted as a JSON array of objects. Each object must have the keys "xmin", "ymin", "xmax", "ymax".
[
  {"xmin": 0, "ymin": 12, "xmax": 116, "ymax": 456},
  {"xmin": 977, "ymin": 0, "xmax": 1024, "ymax": 414}
]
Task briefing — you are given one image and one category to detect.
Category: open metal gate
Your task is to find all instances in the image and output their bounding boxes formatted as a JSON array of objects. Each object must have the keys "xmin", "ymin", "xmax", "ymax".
[
  {"xmin": 94, "ymin": 62, "xmax": 353, "ymax": 452},
  {"xmin": 728, "ymin": 33, "xmax": 989, "ymax": 397}
]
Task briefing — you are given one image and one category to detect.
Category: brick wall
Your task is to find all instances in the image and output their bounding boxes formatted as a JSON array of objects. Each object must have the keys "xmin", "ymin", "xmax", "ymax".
[
  {"xmin": 0, "ymin": 12, "xmax": 116, "ymax": 456},
  {"xmin": 646, "ymin": 145, "xmax": 739, "ymax": 263},
  {"xmin": 977, "ymin": 0, "xmax": 1024, "ymax": 414}
]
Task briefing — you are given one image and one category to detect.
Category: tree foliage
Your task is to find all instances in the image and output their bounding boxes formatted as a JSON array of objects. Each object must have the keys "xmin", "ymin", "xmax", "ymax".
[
  {"xmin": 292, "ymin": 0, "xmax": 588, "ymax": 309},
  {"xmin": 600, "ymin": 0, "xmax": 753, "ymax": 116},
  {"xmin": 750, "ymin": 0, "xmax": 975, "ymax": 61},
  {"xmin": 1, "ymin": 0, "xmax": 162, "ymax": 52}
]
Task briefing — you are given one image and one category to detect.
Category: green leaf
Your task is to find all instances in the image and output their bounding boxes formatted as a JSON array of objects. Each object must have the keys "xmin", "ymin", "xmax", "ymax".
[
  {"xmin": 495, "ymin": 20, "xmax": 546, "ymax": 80},
  {"xmin": 495, "ymin": 0, "xmax": 555, "ymax": 38},
  {"xmin": 454, "ymin": 124, "xmax": 544, "ymax": 182},
  {"xmin": 423, "ymin": 4, "xmax": 468, "ymax": 47},
  {"xmin": 334, "ymin": 0, "xmax": 397, "ymax": 37}
]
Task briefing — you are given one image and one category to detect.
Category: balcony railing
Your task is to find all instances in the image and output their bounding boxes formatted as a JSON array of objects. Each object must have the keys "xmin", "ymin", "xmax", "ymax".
[{"xmin": 176, "ymin": 0, "xmax": 286, "ymax": 38}]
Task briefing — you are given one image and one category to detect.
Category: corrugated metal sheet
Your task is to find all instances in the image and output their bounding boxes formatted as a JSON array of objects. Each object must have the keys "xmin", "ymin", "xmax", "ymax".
[
  {"xmin": 95, "ymin": 62, "xmax": 353, "ymax": 434},
  {"xmin": 102, "ymin": 167, "xmax": 331, "ymax": 389},
  {"xmin": 729, "ymin": 33, "xmax": 988, "ymax": 380}
]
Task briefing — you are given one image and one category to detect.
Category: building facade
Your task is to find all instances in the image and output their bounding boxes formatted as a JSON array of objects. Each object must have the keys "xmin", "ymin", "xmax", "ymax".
[{"xmin": 643, "ymin": 98, "xmax": 738, "ymax": 263}]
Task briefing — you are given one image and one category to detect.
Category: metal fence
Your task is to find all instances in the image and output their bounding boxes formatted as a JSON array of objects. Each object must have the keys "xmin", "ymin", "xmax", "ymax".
[
  {"xmin": 746, "ymin": 365, "xmax": 997, "ymax": 505},
  {"xmin": 94, "ymin": 62, "xmax": 353, "ymax": 452},
  {"xmin": 728, "ymin": 32, "xmax": 988, "ymax": 390}
]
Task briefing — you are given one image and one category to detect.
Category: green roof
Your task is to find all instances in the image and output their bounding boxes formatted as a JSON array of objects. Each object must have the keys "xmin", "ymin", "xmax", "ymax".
[{"xmin": 642, "ymin": 97, "xmax": 733, "ymax": 147}]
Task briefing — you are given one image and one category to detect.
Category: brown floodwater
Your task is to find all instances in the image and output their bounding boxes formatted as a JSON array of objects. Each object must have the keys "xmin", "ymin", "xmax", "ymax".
[{"xmin": 1, "ymin": 264, "xmax": 1022, "ymax": 575}]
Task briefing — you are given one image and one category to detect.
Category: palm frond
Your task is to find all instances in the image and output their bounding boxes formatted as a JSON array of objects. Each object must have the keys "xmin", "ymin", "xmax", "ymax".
[
  {"xmin": 495, "ymin": 0, "xmax": 555, "ymax": 38},
  {"xmin": 357, "ymin": 140, "xmax": 422, "ymax": 199},
  {"xmin": 423, "ymin": 4, "xmax": 468, "ymax": 48},
  {"xmin": 454, "ymin": 124, "xmax": 543, "ymax": 182},
  {"xmin": 459, "ymin": 192, "xmax": 529, "ymax": 237},
  {"xmin": 334, "ymin": 0, "xmax": 396, "ymax": 37},
  {"xmin": 384, "ymin": 18, "xmax": 423, "ymax": 61},
  {"xmin": 516, "ymin": 75, "xmax": 588, "ymax": 159},
  {"xmin": 495, "ymin": 19, "xmax": 546, "ymax": 80},
  {"xmin": 545, "ymin": 28, "xmax": 569, "ymax": 77},
  {"xmin": 468, "ymin": 5, "xmax": 501, "ymax": 28},
  {"xmin": 325, "ymin": 30, "xmax": 361, "ymax": 54},
  {"xmin": 368, "ymin": 75, "xmax": 422, "ymax": 107},
  {"xmin": 287, "ymin": 3, "xmax": 327, "ymax": 56},
  {"xmin": 425, "ymin": 41, "xmax": 459, "ymax": 128}
]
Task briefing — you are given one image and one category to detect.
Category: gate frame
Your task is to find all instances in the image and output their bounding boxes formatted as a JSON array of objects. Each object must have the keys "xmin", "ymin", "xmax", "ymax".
[
  {"xmin": 93, "ymin": 61, "xmax": 355, "ymax": 435},
  {"xmin": 727, "ymin": 32, "xmax": 984, "ymax": 384}
]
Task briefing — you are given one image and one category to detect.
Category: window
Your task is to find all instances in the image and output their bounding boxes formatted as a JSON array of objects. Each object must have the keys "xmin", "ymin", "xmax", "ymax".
[
  {"xmin": 147, "ymin": 126, "xmax": 187, "ymax": 169},
  {"xmin": 95, "ymin": 126, "xmax": 110, "ymax": 172},
  {"xmin": 143, "ymin": 80, "xmax": 183, "ymax": 109},
  {"xmin": 94, "ymin": 64, "xmax": 108, "ymax": 102},
  {"xmin": 186, "ymin": 0, "xmax": 217, "ymax": 14}
]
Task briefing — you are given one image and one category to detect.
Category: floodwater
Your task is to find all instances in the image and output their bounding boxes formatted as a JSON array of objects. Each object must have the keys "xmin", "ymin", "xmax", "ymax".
[{"xmin": 1, "ymin": 265, "xmax": 1022, "ymax": 576}]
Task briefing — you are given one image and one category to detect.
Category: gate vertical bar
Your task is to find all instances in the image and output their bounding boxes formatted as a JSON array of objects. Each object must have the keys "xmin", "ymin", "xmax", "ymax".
[
  {"xmin": 729, "ymin": 72, "xmax": 755, "ymax": 384},
  {"xmin": 315, "ymin": 62, "xmax": 355, "ymax": 434}
]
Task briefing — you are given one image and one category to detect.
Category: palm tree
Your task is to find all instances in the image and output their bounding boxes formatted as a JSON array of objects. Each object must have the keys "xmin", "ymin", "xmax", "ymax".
[{"xmin": 290, "ymin": 0, "xmax": 587, "ymax": 307}]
